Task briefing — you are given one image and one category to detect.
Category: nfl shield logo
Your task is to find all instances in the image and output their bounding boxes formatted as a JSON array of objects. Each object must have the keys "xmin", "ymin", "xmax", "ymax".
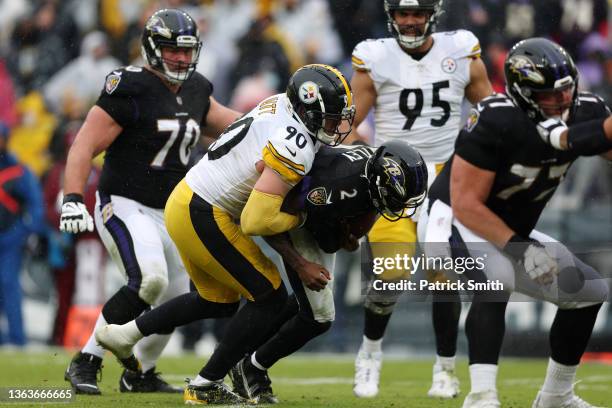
[{"xmin": 105, "ymin": 73, "xmax": 122, "ymax": 94}]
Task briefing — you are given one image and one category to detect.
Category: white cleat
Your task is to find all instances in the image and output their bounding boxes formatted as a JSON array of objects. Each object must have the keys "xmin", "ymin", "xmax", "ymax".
[
  {"xmin": 95, "ymin": 324, "xmax": 135, "ymax": 360},
  {"xmin": 533, "ymin": 389, "xmax": 604, "ymax": 408},
  {"xmin": 428, "ymin": 369, "xmax": 460, "ymax": 398},
  {"xmin": 353, "ymin": 350, "xmax": 382, "ymax": 398},
  {"xmin": 462, "ymin": 390, "xmax": 501, "ymax": 408}
]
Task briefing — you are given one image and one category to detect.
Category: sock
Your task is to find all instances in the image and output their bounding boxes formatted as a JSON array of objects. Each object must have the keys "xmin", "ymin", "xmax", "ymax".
[
  {"xmin": 541, "ymin": 358, "xmax": 577, "ymax": 395},
  {"xmin": 135, "ymin": 292, "xmax": 238, "ymax": 336},
  {"xmin": 135, "ymin": 333, "xmax": 172, "ymax": 372},
  {"xmin": 82, "ymin": 314, "xmax": 107, "ymax": 358},
  {"xmin": 434, "ymin": 355, "xmax": 456, "ymax": 374},
  {"xmin": 469, "ymin": 364, "xmax": 498, "ymax": 393},
  {"xmin": 550, "ymin": 304, "xmax": 601, "ymax": 365},
  {"xmin": 200, "ymin": 286, "xmax": 287, "ymax": 381},
  {"xmin": 190, "ymin": 375, "xmax": 221, "ymax": 386},
  {"xmin": 360, "ymin": 335, "xmax": 382, "ymax": 354},
  {"xmin": 251, "ymin": 352, "xmax": 266, "ymax": 371},
  {"xmin": 432, "ymin": 294, "xmax": 460, "ymax": 357},
  {"xmin": 466, "ymin": 300, "xmax": 508, "ymax": 365},
  {"xmin": 248, "ymin": 294, "xmax": 299, "ymax": 354},
  {"xmin": 102, "ymin": 286, "xmax": 150, "ymax": 324},
  {"xmin": 363, "ymin": 306, "xmax": 393, "ymax": 340},
  {"xmin": 121, "ymin": 320, "xmax": 144, "ymax": 344},
  {"xmin": 254, "ymin": 313, "xmax": 331, "ymax": 368}
]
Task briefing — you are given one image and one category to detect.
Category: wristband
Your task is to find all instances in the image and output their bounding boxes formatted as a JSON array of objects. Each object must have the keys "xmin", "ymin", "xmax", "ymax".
[{"xmin": 62, "ymin": 193, "xmax": 84, "ymax": 204}]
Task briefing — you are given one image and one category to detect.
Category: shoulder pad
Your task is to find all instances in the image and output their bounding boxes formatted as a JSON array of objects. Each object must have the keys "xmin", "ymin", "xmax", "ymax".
[
  {"xmin": 263, "ymin": 126, "xmax": 316, "ymax": 186},
  {"xmin": 466, "ymin": 93, "xmax": 518, "ymax": 133},
  {"xmin": 102, "ymin": 66, "xmax": 147, "ymax": 97},
  {"xmin": 352, "ymin": 39, "xmax": 388, "ymax": 72},
  {"xmin": 436, "ymin": 29, "xmax": 481, "ymax": 59}
]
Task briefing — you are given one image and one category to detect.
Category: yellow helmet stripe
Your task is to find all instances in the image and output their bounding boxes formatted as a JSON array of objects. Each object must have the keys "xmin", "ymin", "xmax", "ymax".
[{"xmin": 306, "ymin": 64, "xmax": 353, "ymax": 107}]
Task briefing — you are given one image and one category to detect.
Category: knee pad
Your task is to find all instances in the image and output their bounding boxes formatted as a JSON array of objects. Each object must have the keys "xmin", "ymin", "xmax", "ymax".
[
  {"xmin": 364, "ymin": 299, "xmax": 396, "ymax": 316},
  {"xmin": 139, "ymin": 273, "xmax": 169, "ymax": 305}
]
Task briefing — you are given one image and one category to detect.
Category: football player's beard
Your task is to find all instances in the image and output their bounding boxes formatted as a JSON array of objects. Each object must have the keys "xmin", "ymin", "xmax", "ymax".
[{"xmin": 399, "ymin": 25, "xmax": 425, "ymax": 37}]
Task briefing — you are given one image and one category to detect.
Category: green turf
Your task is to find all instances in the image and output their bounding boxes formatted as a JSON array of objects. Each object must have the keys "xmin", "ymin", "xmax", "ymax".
[{"xmin": 1, "ymin": 349, "xmax": 610, "ymax": 407}]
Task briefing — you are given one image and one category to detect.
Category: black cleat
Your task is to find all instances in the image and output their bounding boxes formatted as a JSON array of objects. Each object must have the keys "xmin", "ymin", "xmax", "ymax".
[
  {"xmin": 229, "ymin": 356, "xmax": 278, "ymax": 404},
  {"xmin": 119, "ymin": 367, "xmax": 182, "ymax": 393},
  {"xmin": 184, "ymin": 381, "xmax": 247, "ymax": 405},
  {"xmin": 64, "ymin": 352, "xmax": 103, "ymax": 395}
]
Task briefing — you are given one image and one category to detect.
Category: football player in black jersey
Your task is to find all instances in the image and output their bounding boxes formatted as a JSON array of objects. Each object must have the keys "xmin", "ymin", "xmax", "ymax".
[
  {"xmin": 422, "ymin": 38, "xmax": 610, "ymax": 408},
  {"xmin": 59, "ymin": 9, "xmax": 240, "ymax": 395},
  {"xmin": 227, "ymin": 140, "xmax": 428, "ymax": 403},
  {"xmin": 89, "ymin": 140, "xmax": 428, "ymax": 404}
]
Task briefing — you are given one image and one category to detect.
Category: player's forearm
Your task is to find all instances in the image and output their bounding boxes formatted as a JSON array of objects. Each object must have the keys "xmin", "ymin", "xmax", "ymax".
[
  {"xmin": 263, "ymin": 233, "xmax": 307, "ymax": 271},
  {"xmin": 453, "ymin": 200, "xmax": 514, "ymax": 248},
  {"xmin": 241, "ymin": 189, "xmax": 301, "ymax": 236},
  {"xmin": 550, "ymin": 117, "xmax": 612, "ymax": 154},
  {"xmin": 63, "ymin": 142, "xmax": 95, "ymax": 196}
]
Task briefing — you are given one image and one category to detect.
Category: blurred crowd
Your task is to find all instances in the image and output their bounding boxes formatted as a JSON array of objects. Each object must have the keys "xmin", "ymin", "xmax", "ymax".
[{"xmin": 0, "ymin": 0, "xmax": 611, "ymax": 348}]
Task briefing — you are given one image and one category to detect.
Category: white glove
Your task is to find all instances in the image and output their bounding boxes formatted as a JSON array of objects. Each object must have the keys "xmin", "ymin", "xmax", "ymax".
[
  {"xmin": 537, "ymin": 118, "xmax": 568, "ymax": 150},
  {"xmin": 523, "ymin": 244, "xmax": 558, "ymax": 285},
  {"xmin": 60, "ymin": 194, "xmax": 94, "ymax": 233}
]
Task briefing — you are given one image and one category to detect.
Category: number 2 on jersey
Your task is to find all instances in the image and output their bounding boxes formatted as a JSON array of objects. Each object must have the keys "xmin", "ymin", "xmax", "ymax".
[{"xmin": 399, "ymin": 80, "xmax": 450, "ymax": 130}]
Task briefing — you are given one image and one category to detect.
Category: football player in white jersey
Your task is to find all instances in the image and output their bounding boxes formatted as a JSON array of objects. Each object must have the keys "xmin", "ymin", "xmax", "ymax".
[
  {"xmin": 346, "ymin": 0, "xmax": 494, "ymax": 399},
  {"xmin": 96, "ymin": 64, "xmax": 356, "ymax": 405}
]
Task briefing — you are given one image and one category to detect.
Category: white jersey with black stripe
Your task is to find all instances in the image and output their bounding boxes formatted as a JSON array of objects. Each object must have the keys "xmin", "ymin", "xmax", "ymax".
[
  {"xmin": 352, "ymin": 30, "xmax": 481, "ymax": 163},
  {"xmin": 186, "ymin": 94, "xmax": 319, "ymax": 219}
]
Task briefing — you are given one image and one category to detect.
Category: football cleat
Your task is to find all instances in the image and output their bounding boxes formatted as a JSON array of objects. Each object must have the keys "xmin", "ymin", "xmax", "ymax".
[
  {"xmin": 119, "ymin": 367, "xmax": 182, "ymax": 393},
  {"xmin": 229, "ymin": 356, "xmax": 278, "ymax": 404},
  {"xmin": 533, "ymin": 389, "xmax": 604, "ymax": 408},
  {"xmin": 184, "ymin": 381, "xmax": 247, "ymax": 405},
  {"xmin": 462, "ymin": 390, "xmax": 501, "ymax": 408},
  {"xmin": 428, "ymin": 369, "xmax": 460, "ymax": 398},
  {"xmin": 95, "ymin": 324, "xmax": 135, "ymax": 360},
  {"xmin": 64, "ymin": 352, "xmax": 103, "ymax": 395},
  {"xmin": 353, "ymin": 350, "xmax": 382, "ymax": 398}
]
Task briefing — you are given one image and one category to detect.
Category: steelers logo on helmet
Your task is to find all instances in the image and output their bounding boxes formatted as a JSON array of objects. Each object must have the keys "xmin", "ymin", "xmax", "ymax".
[{"xmin": 299, "ymin": 81, "xmax": 319, "ymax": 105}]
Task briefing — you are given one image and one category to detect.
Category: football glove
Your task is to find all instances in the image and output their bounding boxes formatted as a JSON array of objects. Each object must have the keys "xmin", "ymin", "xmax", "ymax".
[
  {"xmin": 60, "ymin": 193, "xmax": 94, "ymax": 233},
  {"xmin": 537, "ymin": 118, "xmax": 568, "ymax": 150},
  {"xmin": 504, "ymin": 235, "xmax": 558, "ymax": 285}
]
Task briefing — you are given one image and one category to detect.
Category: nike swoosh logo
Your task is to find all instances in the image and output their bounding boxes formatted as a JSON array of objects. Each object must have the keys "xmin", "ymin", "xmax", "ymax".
[
  {"xmin": 285, "ymin": 147, "xmax": 297, "ymax": 157},
  {"xmin": 121, "ymin": 377, "xmax": 133, "ymax": 391}
]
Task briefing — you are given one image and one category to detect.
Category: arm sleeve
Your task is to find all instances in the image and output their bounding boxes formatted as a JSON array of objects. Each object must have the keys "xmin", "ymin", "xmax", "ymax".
[{"xmin": 241, "ymin": 189, "xmax": 301, "ymax": 236}]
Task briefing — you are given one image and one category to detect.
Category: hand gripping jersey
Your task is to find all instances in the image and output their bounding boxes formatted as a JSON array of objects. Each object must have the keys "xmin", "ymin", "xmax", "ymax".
[
  {"xmin": 286, "ymin": 145, "xmax": 376, "ymax": 253},
  {"xmin": 96, "ymin": 66, "xmax": 213, "ymax": 208},
  {"xmin": 186, "ymin": 94, "xmax": 320, "ymax": 219},
  {"xmin": 352, "ymin": 30, "xmax": 481, "ymax": 163},
  {"xmin": 428, "ymin": 92, "xmax": 611, "ymax": 237}
]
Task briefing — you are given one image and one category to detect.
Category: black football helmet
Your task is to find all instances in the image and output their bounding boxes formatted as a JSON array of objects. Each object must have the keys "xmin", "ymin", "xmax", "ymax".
[
  {"xmin": 365, "ymin": 140, "xmax": 428, "ymax": 221},
  {"xmin": 384, "ymin": 0, "xmax": 443, "ymax": 49},
  {"xmin": 504, "ymin": 38, "xmax": 579, "ymax": 122},
  {"xmin": 141, "ymin": 9, "xmax": 202, "ymax": 84},
  {"xmin": 286, "ymin": 64, "xmax": 356, "ymax": 146}
]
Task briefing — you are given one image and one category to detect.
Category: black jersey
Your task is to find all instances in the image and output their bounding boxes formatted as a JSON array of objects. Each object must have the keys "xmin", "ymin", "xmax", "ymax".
[
  {"xmin": 429, "ymin": 92, "xmax": 610, "ymax": 237},
  {"xmin": 287, "ymin": 145, "xmax": 375, "ymax": 253},
  {"xmin": 96, "ymin": 66, "xmax": 213, "ymax": 208}
]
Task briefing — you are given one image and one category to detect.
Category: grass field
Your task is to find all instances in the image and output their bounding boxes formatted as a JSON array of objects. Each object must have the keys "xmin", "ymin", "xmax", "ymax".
[{"xmin": 1, "ymin": 349, "xmax": 610, "ymax": 407}]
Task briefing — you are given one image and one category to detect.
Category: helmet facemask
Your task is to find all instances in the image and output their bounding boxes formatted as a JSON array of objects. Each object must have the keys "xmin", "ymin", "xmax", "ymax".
[
  {"xmin": 385, "ymin": 1, "xmax": 443, "ymax": 49},
  {"xmin": 304, "ymin": 102, "xmax": 356, "ymax": 146},
  {"xmin": 141, "ymin": 10, "xmax": 202, "ymax": 85},
  {"xmin": 144, "ymin": 36, "xmax": 201, "ymax": 84},
  {"xmin": 365, "ymin": 151, "xmax": 427, "ymax": 222},
  {"xmin": 504, "ymin": 38, "xmax": 579, "ymax": 122}
]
